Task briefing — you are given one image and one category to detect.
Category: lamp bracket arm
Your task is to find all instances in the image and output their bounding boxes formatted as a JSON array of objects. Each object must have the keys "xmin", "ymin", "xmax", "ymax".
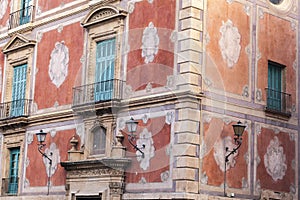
[
  {"xmin": 225, "ymin": 142, "xmax": 242, "ymax": 162},
  {"xmin": 38, "ymin": 145, "xmax": 52, "ymax": 164}
]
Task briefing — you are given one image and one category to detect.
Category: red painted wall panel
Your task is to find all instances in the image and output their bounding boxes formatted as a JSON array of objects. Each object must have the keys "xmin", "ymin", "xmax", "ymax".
[
  {"xmin": 35, "ymin": 22, "xmax": 84, "ymax": 109},
  {"xmin": 123, "ymin": 117, "xmax": 171, "ymax": 183},
  {"xmin": 126, "ymin": 0, "xmax": 176, "ymax": 91},
  {"xmin": 26, "ymin": 129, "xmax": 75, "ymax": 186}
]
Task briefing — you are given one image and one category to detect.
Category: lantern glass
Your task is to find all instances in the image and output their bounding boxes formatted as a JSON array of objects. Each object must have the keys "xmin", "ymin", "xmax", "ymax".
[
  {"xmin": 126, "ymin": 117, "xmax": 138, "ymax": 133},
  {"xmin": 232, "ymin": 121, "xmax": 246, "ymax": 137},
  {"xmin": 36, "ymin": 130, "xmax": 47, "ymax": 143}
]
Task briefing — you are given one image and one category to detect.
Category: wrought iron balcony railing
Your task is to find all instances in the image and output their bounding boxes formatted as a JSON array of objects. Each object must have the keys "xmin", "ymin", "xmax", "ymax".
[
  {"xmin": 265, "ymin": 88, "xmax": 291, "ymax": 116},
  {"xmin": 0, "ymin": 99, "xmax": 32, "ymax": 120},
  {"xmin": 9, "ymin": 6, "xmax": 34, "ymax": 29},
  {"xmin": 2, "ymin": 177, "xmax": 19, "ymax": 195},
  {"xmin": 73, "ymin": 79, "xmax": 124, "ymax": 106}
]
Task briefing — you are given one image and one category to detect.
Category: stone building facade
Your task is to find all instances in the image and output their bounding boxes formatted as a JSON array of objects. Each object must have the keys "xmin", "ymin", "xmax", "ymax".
[{"xmin": 0, "ymin": 0, "xmax": 298, "ymax": 199}]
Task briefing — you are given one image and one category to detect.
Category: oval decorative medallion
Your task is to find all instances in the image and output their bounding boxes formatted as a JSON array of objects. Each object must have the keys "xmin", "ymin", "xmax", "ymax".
[
  {"xmin": 141, "ymin": 22, "xmax": 159, "ymax": 64},
  {"xmin": 213, "ymin": 136, "xmax": 238, "ymax": 172},
  {"xmin": 48, "ymin": 41, "xmax": 69, "ymax": 88},
  {"xmin": 264, "ymin": 136, "xmax": 287, "ymax": 181},
  {"xmin": 219, "ymin": 20, "xmax": 241, "ymax": 68},
  {"xmin": 136, "ymin": 128, "xmax": 155, "ymax": 170}
]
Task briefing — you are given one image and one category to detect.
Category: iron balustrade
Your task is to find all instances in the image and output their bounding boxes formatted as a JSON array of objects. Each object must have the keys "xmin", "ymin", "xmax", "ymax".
[
  {"xmin": 9, "ymin": 6, "xmax": 34, "ymax": 29},
  {"xmin": 0, "ymin": 99, "xmax": 32, "ymax": 120},
  {"xmin": 265, "ymin": 88, "xmax": 291, "ymax": 116},
  {"xmin": 73, "ymin": 79, "xmax": 124, "ymax": 106}
]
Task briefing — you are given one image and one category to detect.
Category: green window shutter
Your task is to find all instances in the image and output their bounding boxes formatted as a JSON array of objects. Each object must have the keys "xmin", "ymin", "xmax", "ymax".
[
  {"xmin": 8, "ymin": 148, "xmax": 20, "ymax": 194},
  {"xmin": 11, "ymin": 64, "xmax": 27, "ymax": 117},
  {"xmin": 267, "ymin": 62, "xmax": 282, "ymax": 111},
  {"xmin": 95, "ymin": 38, "xmax": 115, "ymax": 101},
  {"xmin": 20, "ymin": 0, "xmax": 31, "ymax": 25}
]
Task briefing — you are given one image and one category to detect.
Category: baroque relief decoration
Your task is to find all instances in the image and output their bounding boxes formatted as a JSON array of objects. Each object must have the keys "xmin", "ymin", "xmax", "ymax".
[
  {"xmin": 219, "ymin": 19, "xmax": 241, "ymax": 68},
  {"xmin": 213, "ymin": 136, "xmax": 239, "ymax": 172},
  {"xmin": 0, "ymin": 0, "xmax": 8, "ymax": 19},
  {"xmin": 43, "ymin": 143, "xmax": 61, "ymax": 177},
  {"xmin": 48, "ymin": 41, "xmax": 69, "ymax": 88},
  {"xmin": 136, "ymin": 128, "xmax": 155, "ymax": 170},
  {"xmin": 141, "ymin": 22, "xmax": 160, "ymax": 64},
  {"xmin": 264, "ymin": 136, "xmax": 287, "ymax": 181}
]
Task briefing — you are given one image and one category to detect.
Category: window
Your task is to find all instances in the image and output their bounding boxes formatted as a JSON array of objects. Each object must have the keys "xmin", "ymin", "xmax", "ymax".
[
  {"xmin": 9, "ymin": 0, "xmax": 33, "ymax": 29},
  {"xmin": 266, "ymin": 61, "xmax": 291, "ymax": 115},
  {"xmin": 92, "ymin": 126, "xmax": 106, "ymax": 155},
  {"xmin": 20, "ymin": 0, "xmax": 32, "ymax": 25},
  {"xmin": 11, "ymin": 64, "xmax": 27, "ymax": 117},
  {"xmin": 94, "ymin": 38, "xmax": 116, "ymax": 101},
  {"xmin": 8, "ymin": 148, "xmax": 20, "ymax": 195}
]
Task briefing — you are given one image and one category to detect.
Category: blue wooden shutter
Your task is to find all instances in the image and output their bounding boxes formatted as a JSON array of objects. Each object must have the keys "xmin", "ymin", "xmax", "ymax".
[
  {"xmin": 8, "ymin": 148, "xmax": 20, "ymax": 194},
  {"xmin": 268, "ymin": 62, "xmax": 282, "ymax": 111},
  {"xmin": 20, "ymin": 0, "xmax": 31, "ymax": 25},
  {"xmin": 95, "ymin": 38, "xmax": 115, "ymax": 101},
  {"xmin": 11, "ymin": 64, "xmax": 27, "ymax": 117}
]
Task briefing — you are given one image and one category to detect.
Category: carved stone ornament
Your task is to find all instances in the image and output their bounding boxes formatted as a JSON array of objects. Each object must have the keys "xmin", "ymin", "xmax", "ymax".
[
  {"xmin": 43, "ymin": 143, "xmax": 61, "ymax": 177},
  {"xmin": 219, "ymin": 19, "xmax": 241, "ymax": 68},
  {"xmin": 48, "ymin": 41, "xmax": 69, "ymax": 88},
  {"xmin": 213, "ymin": 136, "xmax": 238, "ymax": 172},
  {"xmin": 136, "ymin": 128, "xmax": 155, "ymax": 170},
  {"xmin": 141, "ymin": 22, "xmax": 160, "ymax": 64},
  {"xmin": 264, "ymin": 136, "xmax": 287, "ymax": 181},
  {"xmin": 128, "ymin": 0, "xmax": 142, "ymax": 13},
  {"xmin": 0, "ymin": 0, "xmax": 8, "ymax": 19}
]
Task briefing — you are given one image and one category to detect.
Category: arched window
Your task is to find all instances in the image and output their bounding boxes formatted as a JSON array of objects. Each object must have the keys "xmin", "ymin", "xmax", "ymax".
[{"xmin": 91, "ymin": 126, "xmax": 106, "ymax": 155}]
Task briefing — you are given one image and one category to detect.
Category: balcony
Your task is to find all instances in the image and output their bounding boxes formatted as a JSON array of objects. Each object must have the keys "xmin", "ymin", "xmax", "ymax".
[
  {"xmin": 1, "ymin": 177, "xmax": 19, "ymax": 196},
  {"xmin": 9, "ymin": 6, "xmax": 34, "ymax": 29},
  {"xmin": 265, "ymin": 88, "xmax": 291, "ymax": 117},
  {"xmin": 73, "ymin": 79, "xmax": 124, "ymax": 108},
  {"xmin": 0, "ymin": 99, "xmax": 32, "ymax": 120}
]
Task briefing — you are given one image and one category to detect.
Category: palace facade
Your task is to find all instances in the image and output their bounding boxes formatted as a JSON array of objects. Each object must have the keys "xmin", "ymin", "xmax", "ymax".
[{"xmin": 0, "ymin": 0, "xmax": 298, "ymax": 199}]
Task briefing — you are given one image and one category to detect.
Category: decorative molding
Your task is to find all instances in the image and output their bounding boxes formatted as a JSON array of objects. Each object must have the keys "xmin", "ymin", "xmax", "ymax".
[
  {"xmin": 141, "ymin": 22, "xmax": 159, "ymax": 64},
  {"xmin": 256, "ymin": 88, "xmax": 262, "ymax": 102},
  {"xmin": 255, "ymin": 179, "xmax": 261, "ymax": 194},
  {"xmin": 27, "ymin": 132, "xmax": 34, "ymax": 144},
  {"xmin": 139, "ymin": 177, "xmax": 147, "ymax": 184},
  {"xmin": 43, "ymin": 143, "xmax": 61, "ymax": 177},
  {"xmin": 2, "ymin": 34, "xmax": 36, "ymax": 54},
  {"xmin": 146, "ymin": 82, "xmax": 152, "ymax": 92},
  {"xmin": 57, "ymin": 25, "xmax": 64, "ymax": 33},
  {"xmin": 0, "ymin": 0, "xmax": 8, "ymax": 19},
  {"xmin": 49, "ymin": 129, "xmax": 57, "ymax": 138},
  {"xmin": 48, "ymin": 41, "xmax": 69, "ymax": 88},
  {"xmin": 200, "ymin": 171, "xmax": 208, "ymax": 185},
  {"xmin": 242, "ymin": 177, "xmax": 248, "ymax": 189},
  {"xmin": 258, "ymin": 8, "xmax": 264, "ymax": 19},
  {"xmin": 142, "ymin": 114, "xmax": 149, "ymax": 124},
  {"xmin": 109, "ymin": 182, "xmax": 125, "ymax": 195},
  {"xmin": 82, "ymin": 5, "xmax": 127, "ymax": 28},
  {"xmin": 128, "ymin": 0, "xmax": 142, "ymax": 13},
  {"xmin": 160, "ymin": 171, "xmax": 170, "ymax": 182},
  {"xmin": 255, "ymin": 155, "xmax": 261, "ymax": 166},
  {"xmin": 219, "ymin": 19, "xmax": 241, "ymax": 68},
  {"xmin": 123, "ymin": 84, "xmax": 133, "ymax": 98},
  {"xmin": 264, "ymin": 136, "xmax": 287, "ymax": 181},
  {"xmin": 214, "ymin": 136, "xmax": 238, "ymax": 172},
  {"xmin": 242, "ymin": 85, "xmax": 249, "ymax": 97},
  {"xmin": 136, "ymin": 128, "xmax": 155, "ymax": 170},
  {"xmin": 244, "ymin": 4, "xmax": 251, "ymax": 16},
  {"xmin": 165, "ymin": 111, "xmax": 174, "ymax": 125}
]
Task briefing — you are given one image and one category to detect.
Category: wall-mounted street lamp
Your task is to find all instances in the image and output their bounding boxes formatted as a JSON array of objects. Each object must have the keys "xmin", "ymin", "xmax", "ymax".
[
  {"xmin": 224, "ymin": 121, "xmax": 246, "ymax": 197},
  {"xmin": 36, "ymin": 130, "xmax": 52, "ymax": 195},
  {"xmin": 125, "ymin": 117, "xmax": 145, "ymax": 158}
]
